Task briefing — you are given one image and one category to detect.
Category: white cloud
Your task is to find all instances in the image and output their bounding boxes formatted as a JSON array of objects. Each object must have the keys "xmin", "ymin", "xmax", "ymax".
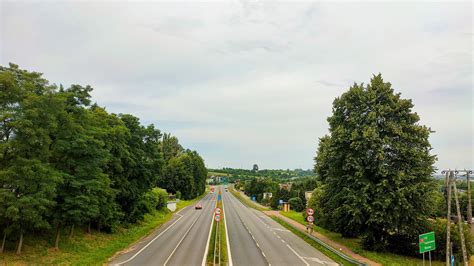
[{"xmin": 1, "ymin": 0, "xmax": 472, "ymax": 170}]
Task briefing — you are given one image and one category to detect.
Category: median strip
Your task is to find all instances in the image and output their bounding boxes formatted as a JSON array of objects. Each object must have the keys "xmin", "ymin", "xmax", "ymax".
[{"xmin": 206, "ymin": 187, "xmax": 229, "ymax": 265}]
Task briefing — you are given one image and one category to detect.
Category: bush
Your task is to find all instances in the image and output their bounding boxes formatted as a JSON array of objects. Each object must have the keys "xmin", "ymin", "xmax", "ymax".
[
  {"xmin": 176, "ymin": 191, "xmax": 182, "ymax": 199},
  {"xmin": 427, "ymin": 218, "xmax": 473, "ymax": 261},
  {"xmin": 152, "ymin": 188, "xmax": 168, "ymax": 210},
  {"xmin": 289, "ymin": 197, "xmax": 304, "ymax": 212}
]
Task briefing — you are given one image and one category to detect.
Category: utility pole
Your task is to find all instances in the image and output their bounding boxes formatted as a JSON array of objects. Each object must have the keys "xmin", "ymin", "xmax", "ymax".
[
  {"xmin": 444, "ymin": 170, "xmax": 452, "ymax": 266},
  {"xmin": 452, "ymin": 178, "xmax": 468, "ymax": 266},
  {"xmin": 442, "ymin": 169, "xmax": 472, "ymax": 266},
  {"xmin": 466, "ymin": 170, "xmax": 473, "ymax": 230}
]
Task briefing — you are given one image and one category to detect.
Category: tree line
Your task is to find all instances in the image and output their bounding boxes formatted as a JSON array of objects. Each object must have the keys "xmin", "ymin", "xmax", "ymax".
[
  {"xmin": 311, "ymin": 74, "xmax": 472, "ymax": 259},
  {"xmin": 0, "ymin": 63, "xmax": 207, "ymax": 254}
]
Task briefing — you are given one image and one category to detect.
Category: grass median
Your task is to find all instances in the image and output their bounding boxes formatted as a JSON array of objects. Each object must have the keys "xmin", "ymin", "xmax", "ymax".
[
  {"xmin": 206, "ymin": 188, "xmax": 228, "ymax": 265},
  {"xmin": 0, "ymin": 190, "xmax": 209, "ymax": 265}
]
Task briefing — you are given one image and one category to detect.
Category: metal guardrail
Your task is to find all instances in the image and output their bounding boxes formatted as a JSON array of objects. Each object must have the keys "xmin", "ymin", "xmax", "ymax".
[{"xmin": 279, "ymin": 219, "xmax": 367, "ymax": 266}]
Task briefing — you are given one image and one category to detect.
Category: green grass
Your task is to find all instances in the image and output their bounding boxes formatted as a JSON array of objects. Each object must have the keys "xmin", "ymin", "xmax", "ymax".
[
  {"xmin": 228, "ymin": 186, "xmax": 269, "ymax": 211},
  {"xmin": 280, "ymin": 211, "xmax": 444, "ymax": 266},
  {"xmin": 272, "ymin": 216, "xmax": 352, "ymax": 266},
  {"xmin": 206, "ymin": 189, "xmax": 228, "ymax": 265},
  {"xmin": 0, "ymin": 191, "xmax": 208, "ymax": 265}
]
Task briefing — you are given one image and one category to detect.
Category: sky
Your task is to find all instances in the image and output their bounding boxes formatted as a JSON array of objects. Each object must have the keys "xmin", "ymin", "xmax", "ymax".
[{"xmin": 1, "ymin": 0, "xmax": 472, "ymax": 171}]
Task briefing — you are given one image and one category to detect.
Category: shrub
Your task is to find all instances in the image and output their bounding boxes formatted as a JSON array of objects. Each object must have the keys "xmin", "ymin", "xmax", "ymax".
[{"xmin": 289, "ymin": 197, "xmax": 304, "ymax": 212}]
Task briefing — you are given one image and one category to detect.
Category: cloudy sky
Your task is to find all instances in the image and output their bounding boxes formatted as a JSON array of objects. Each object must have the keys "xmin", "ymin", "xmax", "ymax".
[{"xmin": 1, "ymin": 0, "xmax": 472, "ymax": 170}]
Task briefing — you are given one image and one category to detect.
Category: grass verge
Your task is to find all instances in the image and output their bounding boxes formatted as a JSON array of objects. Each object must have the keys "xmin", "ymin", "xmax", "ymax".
[
  {"xmin": 206, "ymin": 187, "xmax": 228, "ymax": 265},
  {"xmin": 280, "ymin": 211, "xmax": 445, "ymax": 266},
  {"xmin": 228, "ymin": 186, "xmax": 269, "ymax": 211},
  {"xmin": 272, "ymin": 216, "xmax": 353, "ymax": 266},
  {"xmin": 0, "ymin": 191, "xmax": 208, "ymax": 265}
]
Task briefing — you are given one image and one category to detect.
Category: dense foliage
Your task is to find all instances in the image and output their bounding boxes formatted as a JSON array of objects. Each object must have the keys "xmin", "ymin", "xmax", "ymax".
[
  {"xmin": 211, "ymin": 167, "xmax": 314, "ymax": 183},
  {"xmin": 312, "ymin": 74, "xmax": 437, "ymax": 253},
  {"xmin": 0, "ymin": 64, "xmax": 207, "ymax": 254}
]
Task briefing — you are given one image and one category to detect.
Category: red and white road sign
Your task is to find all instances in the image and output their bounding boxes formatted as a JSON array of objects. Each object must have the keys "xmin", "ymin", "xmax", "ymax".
[
  {"xmin": 215, "ymin": 214, "xmax": 221, "ymax": 222},
  {"xmin": 214, "ymin": 207, "xmax": 221, "ymax": 215},
  {"xmin": 307, "ymin": 215, "xmax": 314, "ymax": 223},
  {"xmin": 306, "ymin": 208, "xmax": 314, "ymax": 216}
]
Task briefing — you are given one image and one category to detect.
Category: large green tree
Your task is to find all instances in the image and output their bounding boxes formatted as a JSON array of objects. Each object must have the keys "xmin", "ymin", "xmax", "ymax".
[{"xmin": 314, "ymin": 74, "xmax": 436, "ymax": 252}]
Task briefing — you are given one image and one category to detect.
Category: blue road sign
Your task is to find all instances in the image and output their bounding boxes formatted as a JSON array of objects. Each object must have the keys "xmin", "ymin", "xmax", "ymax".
[
  {"xmin": 279, "ymin": 199, "xmax": 283, "ymax": 204},
  {"xmin": 451, "ymin": 255, "xmax": 455, "ymax": 266},
  {"xmin": 252, "ymin": 196, "xmax": 256, "ymax": 201},
  {"xmin": 218, "ymin": 194, "xmax": 221, "ymax": 201}
]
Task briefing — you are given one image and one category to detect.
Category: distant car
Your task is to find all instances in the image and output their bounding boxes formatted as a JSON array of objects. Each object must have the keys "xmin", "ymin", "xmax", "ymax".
[{"xmin": 195, "ymin": 203, "xmax": 203, "ymax": 210}]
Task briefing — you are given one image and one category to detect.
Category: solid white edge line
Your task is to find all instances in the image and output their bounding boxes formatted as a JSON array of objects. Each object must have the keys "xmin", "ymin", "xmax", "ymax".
[
  {"xmin": 114, "ymin": 203, "xmax": 192, "ymax": 266},
  {"xmin": 163, "ymin": 209, "xmax": 203, "ymax": 266},
  {"xmin": 222, "ymin": 191, "xmax": 233, "ymax": 266},
  {"xmin": 286, "ymin": 244, "xmax": 310, "ymax": 266},
  {"xmin": 202, "ymin": 192, "xmax": 216, "ymax": 266}
]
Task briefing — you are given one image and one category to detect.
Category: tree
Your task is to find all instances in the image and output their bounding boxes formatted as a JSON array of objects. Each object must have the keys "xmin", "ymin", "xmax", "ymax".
[
  {"xmin": 289, "ymin": 197, "xmax": 304, "ymax": 212},
  {"xmin": 0, "ymin": 64, "xmax": 62, "ymax": 254},
  {"xmin": 253, "ymin": 164, "xmax": 259, "ymax": 172},
  {"xmin": 314, "ymin": 74, "xmax": 436, "ymax": 252}
]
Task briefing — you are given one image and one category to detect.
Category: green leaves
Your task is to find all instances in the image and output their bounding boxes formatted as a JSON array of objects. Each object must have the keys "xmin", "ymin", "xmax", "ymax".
[
  {"xmin": 314, "ymin": 74, "xmax": 436, "ymax": 252},
  {"xmin": 0, "ymin": 63, "xmax": 207, "ymax": 253}
]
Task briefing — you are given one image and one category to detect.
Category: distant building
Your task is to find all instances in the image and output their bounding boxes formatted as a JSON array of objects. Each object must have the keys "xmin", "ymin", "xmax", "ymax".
[
  {"xmin": 279, "ymin": 183, "xmax": 292, "ymax": 191},
  {"xmin": 263, "ymin": 192, "xmax": 273, "ymax": 199},
  {"xmin": 305, "ymin": 191, "xmax": 313, "ymax": 201}
]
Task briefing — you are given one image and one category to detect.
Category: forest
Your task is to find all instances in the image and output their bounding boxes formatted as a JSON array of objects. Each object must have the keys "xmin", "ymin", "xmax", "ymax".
[{"xmin": 0, "ymin": 63, "xmax": 207, "ymax": 255}]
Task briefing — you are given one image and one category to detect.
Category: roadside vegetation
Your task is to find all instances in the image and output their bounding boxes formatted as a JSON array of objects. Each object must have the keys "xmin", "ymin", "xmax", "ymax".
[
  {"xmin": 272, "ymin": 216, "xmax": 353, "ymax": 266},
  {"xmin": 0, "ymin": 64, "xmax": 208, "ymax": 258},
  {"xmin": 0, "ymin": 193, "xmax": 206, "ymax": 264},
  {"xmin": 217, "ymin": 75, "xmax": 473, "ymax": 264},
  {"xmin": 228, "ymin": 186, "xmax": 269, "ymax": 211}
]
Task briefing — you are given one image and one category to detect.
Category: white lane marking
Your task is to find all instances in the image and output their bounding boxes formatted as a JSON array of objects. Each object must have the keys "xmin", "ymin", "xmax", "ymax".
[
  {"xmin": 302, "ymin": 256, "xmax": 324, "ymax": 263},
  {"xmin": 228, "ymin": 190, "xmax": 270, "ymax": 266},
  {"xmin": 164, "ymin": 207, "xmax": 204, "ymax": 266},
  {"xmin": 202, "ymin": 192, "xmax": 217, "ymax": 266},
  {"xmin": 221, "ymin": 193, "xmax": 233, "ymax": 266},
  {"xmin": 271, "ymin": 228, "xmax": 290, "ymax": 232},
  {"xmin": 113, "ymin": 202, "xmax": 194, "ymax": 265},
  {"xmin": 286, "ymin": 244, "xmax": 309, "ymax": 266}
]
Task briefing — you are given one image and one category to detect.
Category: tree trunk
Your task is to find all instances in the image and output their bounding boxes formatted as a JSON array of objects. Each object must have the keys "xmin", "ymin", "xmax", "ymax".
[
  {"xmin": 87, "ymin": 222, "xmax": 91, "ymax": 234},
  {"xmin": 54, "ymin": 223, "xmax": 61, "ymax": 250},
  {"xmin": 446, "ymin": 171, "xmax": 452, "ymax": 266},
  {"xmin": 97, "ymin": 221, "xmax": 101, "ymax": 233},
  {"xmin": 453, "ymin": 180, "xmax": 468, "ymax": 266},
  {"xmin": 16, "ymin": 230, "xmax": 23, "ymax": 255},
  {"xmin": 69, "ymin": 224, "xmax": 74, "ymax": 239},
  {"xmin": 1, "ymin": 232, "xmax": 6, "ymax": 253}
]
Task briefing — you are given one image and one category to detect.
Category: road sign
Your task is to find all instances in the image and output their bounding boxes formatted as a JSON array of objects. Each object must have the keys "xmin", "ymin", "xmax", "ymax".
[
  {"xmin": 279, "ymin": 199, "xmax": 283, "ymax": 204},
  {"xmin": 214, "ymin": 208, "xmax": 221, "ymax": 215},
  {"xmin": 306, "ymin": 208, "xmax": 314, "ymax": 216},
  {"xmin": 419, "ymin": 231, "xmax": 436, "ymax": 253},
  {"xmin": 215, "ymin": 214, "xmax": 221, "ymax": 222},
  {"xmin": 218, "ymin": 194, "xmax": 222, "ymax": 201},
  {"xmin": 307, "ymin": 215, "xmax": 314, "ymax": 223},
  {"xmin": 252, "ymin": 196, "xmax": 256, "ymax": 201}
]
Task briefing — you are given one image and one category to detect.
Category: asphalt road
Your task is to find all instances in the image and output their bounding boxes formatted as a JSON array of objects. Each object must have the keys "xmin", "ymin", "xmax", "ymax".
[
  {"xmin": 222, "ymin": 189, "xmax": 338, "ymax": 266},
  {"xmin": 110, "ymin": 187, "xmax": 337, "ymax": 266},
  {"xmin": 110, "ymin": 192, "xmax": 216, "ymax": 266}
]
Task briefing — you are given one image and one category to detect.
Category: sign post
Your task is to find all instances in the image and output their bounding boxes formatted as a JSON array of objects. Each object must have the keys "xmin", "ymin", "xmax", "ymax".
[
  {"xmin": 306, "ymin": 209, "xmax": 314, "ymax": 234},
  {"xmin": 419, "ymin": 232, "xmax": 436, "ymax": 266}
]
